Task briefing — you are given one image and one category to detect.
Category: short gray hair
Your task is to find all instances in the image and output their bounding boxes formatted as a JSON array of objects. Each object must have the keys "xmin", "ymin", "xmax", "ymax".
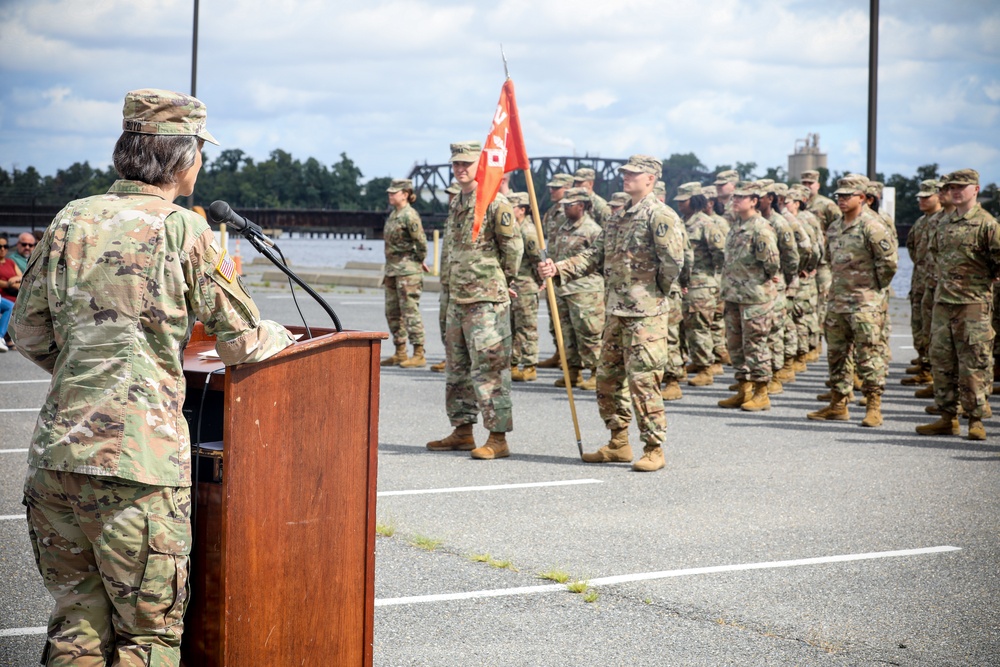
[{"xmin": 112, "ymin": 133, "xmax": 201, "ymax": 186}]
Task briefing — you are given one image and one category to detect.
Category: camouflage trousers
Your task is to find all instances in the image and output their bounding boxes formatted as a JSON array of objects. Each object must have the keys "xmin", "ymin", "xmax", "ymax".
[
  {"xmin": 725, "ymin": 300, "xmax": 774, "ymax": 382},
  {"xmin": 510, "ymin": 279, "xmax": 540, "ymax": 367},
  {"xmin": 683, "ymin": 286, "xmax": 719, "ymax": 369},
  {"xmin": 825, "ymin": 309, "xmax": 887, "ymax": 396},
  {"xmin": 596, "ymin": 314, "xmax": 668, "ymax": 448},
  {"xmin": 384, "ymin": 274, "xmax": 425, "ymax": 347},
  {"xmin": 23, "ymin": 467, "xmax": 191, "ymax": 667},
  {"xmin": 910, "ymin": 284, "xmax": 928, "ymax": 362},
  {"xmin": 816, "ymin": 264, "xmax": 832, "ymax": 346},
  {"xmin": 438, "ymin": 286, "xmax": 449, "ymax": 348},
  {"xmin": 930, "ymin": 301, "xmax": 993, "ymax": 419},
  {"xmin": 445, "ymin": 300, "xmax": 514, "ymax": 432},
  {"xmin": 768, "ymin": 292, "xmax": 790, "ymax": 372},
  {"xmin": 664, "ymin": 288, "xmax": 684, "ymax": 380},
  {"xmin": 712, "ymin": 294, "xmax": 728, "ymax": 362},
  {"xmin": 555, "ymin": 290, "xmax": 605, "ymax": 370},
  {"xmin": 793, "ymin": 277, "xmax": 819, "ymax": 356}
]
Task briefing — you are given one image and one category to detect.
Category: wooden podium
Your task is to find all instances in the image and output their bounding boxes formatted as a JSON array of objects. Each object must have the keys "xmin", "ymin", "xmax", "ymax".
[{"xmin": 180, "ymin": 323, "xmax": 386, "ymax": 667}]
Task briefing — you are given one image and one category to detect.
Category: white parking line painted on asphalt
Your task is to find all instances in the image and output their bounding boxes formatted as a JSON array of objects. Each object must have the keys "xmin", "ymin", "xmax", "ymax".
[
  {"xmin": 0, "ymin": 626, "xmax": 45, "ymax": 637},
  {"xmin": 0, "ymin": 515, "xmax": 25, "ymax": 521},
  {"xmin": 0, "ymin": 380, "xmax": 49, "ymax": 385},
  {"xmin": 0, "ymin": 408, "xmax": 39, "ymax": 413},
  {"xmin": 374, "ymin": 545, "xmax": 961, "ymax": 607},
  {"xmin": 1, "ymin": 449, "xmax": 28, "ymax": 453},
  {"xmin": 378, "ymin": 479, "xmax": 603, "ymax": 497}
]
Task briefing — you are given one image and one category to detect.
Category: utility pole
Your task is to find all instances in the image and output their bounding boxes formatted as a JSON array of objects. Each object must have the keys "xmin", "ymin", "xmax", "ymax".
[
  {"xmin": 867, "ymin": 0, "xmax": 879, "ymax": 180},
  {"xmin": 191, "ymin": 0, "xmax": 200, "ymax": 97}
]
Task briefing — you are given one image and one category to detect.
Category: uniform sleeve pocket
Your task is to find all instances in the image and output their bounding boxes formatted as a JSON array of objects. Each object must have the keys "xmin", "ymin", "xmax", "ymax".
[{"xmin": 136, "ymin": 513, "xmax": 192, "ymax": 630}]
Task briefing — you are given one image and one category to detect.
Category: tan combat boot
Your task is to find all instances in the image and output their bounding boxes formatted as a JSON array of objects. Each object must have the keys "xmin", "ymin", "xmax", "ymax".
[
  {"xmin": 520, "ymin": 365, "xmax": 537, "ymax": 382},
  {"xmin": 430, "ymin": 359, "xmax": 446, "ymax": 373},
  {"xmin": 578, "ymin": 370, "xmax": 597, "ymax": 391},
  {"xmin": 426, "ymin": 424, "xmax": 476, "ymax": 451},
  {"xmin": 774, "ymin": 363, "xmax": 796, "ymax": 383},
  {"xmin": 555, "ymin": 367, "xmax": 583, "ymax": 387},
  {"xmin": 717, "ymin": 349, "xmax": 732, "ymax": 365},
  {"xmin": 399, "ymin": 345, "xmax": 426, "ymax": 368},
  {"xmin": 967, "ymin": 417, "xmax": 986, "ymax": 441},
  {"xmin": 792, "ymin": 354, "xmax": 808, "ymax": 373},
  {"xmin": 661, "ymin": 379, "xmax": 683, "ymax": 400},
  {"xmin": 808, "ymin": 391, "xmax": 850, "ymax": 421},
  {"xmin": 709, "ymin": 362, "xmax": 725, "ymax": 376},
  {"xmin": 901, "ymin": 369, "xmax": 932, "ymax": 386},
  {"xmin": 914, "ymin": 385, "xmax": 934, "ymax": 399},
  {"xmin": 688, "ymin": 368, "xmax": 714, "ymax": 386},
  {"xmin": 766, "ymin": 379, "xmax": 783, "ymax": 395},
  {"xmin": 916, "ymin": 413, "xmax": 959, "ymax": 436},
  {"xmin": 510, "ymin": 365, "xmax": 524, "ymax": 381},
  {"xmin": 861, "ymin": 392, "xmax": 883, "ymax": 427},
  {"xmin": 741, "ymin": 381, "xmax": 771, "ymax": 411},
  {"xmin": 581, "ymin": 428, "xmax": 633, "ymax": 463},
  {"xmin": 632, "ymin": 446, "xmax": 665, "ymax": 472},
  {"xmin": 471, "ymin": 432, "xmax": 510, "ymax": 459},
  {"xmin": 537, "ymin": 352, "xmax": 561, "ymax": 368},
  {"xmin": 728, "ymin": 380, "xmax": 741, "ymax": 390},
  {"xmin": 719, "ymin": 381, "xmax": 752, "ymax": 409},
  {"xmin": 381, "ymin": 343, "xmax": 408, "ymax": 366},
  {"xmin": 853, "ymin": 374, "xmax": 863, "ymax": 390}
]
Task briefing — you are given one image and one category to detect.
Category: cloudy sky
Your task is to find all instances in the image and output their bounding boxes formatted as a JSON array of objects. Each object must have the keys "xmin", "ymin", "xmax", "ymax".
[{"xmin": 2, "ymin": 0, "xmax": 999, "ymax": 187}]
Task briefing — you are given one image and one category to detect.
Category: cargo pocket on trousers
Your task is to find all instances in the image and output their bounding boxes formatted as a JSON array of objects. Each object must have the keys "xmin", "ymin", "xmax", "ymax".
[
  {"xmin": 967, "ymin": 320, "xmax": 994, "ymax": 368},
  {"xmin": 472, "ymin": 325, "xmax": 510, "ymax": 373},
  {"xmin": 136, "ymin": 513, "xmax": 192, "ymax": 630}
]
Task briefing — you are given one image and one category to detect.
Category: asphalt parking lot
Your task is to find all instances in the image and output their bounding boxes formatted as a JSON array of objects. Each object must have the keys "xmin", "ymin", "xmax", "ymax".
[{"xmin": 1, "ymin": 277, "xmax": 998, "ymax": 666}]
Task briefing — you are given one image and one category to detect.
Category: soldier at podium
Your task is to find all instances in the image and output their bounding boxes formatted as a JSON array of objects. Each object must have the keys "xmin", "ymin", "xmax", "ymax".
[{"xmin": 11, "ymin": 89, "xmax": 293, "ymax": 667}]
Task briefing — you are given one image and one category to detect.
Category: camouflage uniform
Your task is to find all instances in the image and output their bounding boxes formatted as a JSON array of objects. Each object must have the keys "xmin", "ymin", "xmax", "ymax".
[
  {"xmin": 681, "ymin": 207, "xmax": 726, "ymax": 370},
  {"xmin": 804, "ymin": 180, "xmax": 839, "ymax": 340},
  {"xmin": 708, "ymin": 204, "xmax": 732, "ymax": 362},
  {"xmin": 549, "ymin": 203, "xmax": 605, "ymax": 371},
  {"xmin": 791, "ymin": 204, "xmax": 824, "ymax": 356},
  {"xmin": 823, "ymin": 196, "xmax": 898, "ymax": 397},
  {"xmin": 555, "ymin": 187, "xmax": 685, "ymax": 450},
  {"xmin": 921, "ymin": 209, "xmax": 949, "ymax": 369},
  {"xmin": 907, "ymin": 182, "xmax": 940, "ymax": 364},
  {"xmin": 929, "ymin": 200, "xmax": 1000, "ymax": 419},
  {"xmin": 721, "ymin": 207, "xmax": 781, "ymax": 382},
  {"xmin": 13, "ymin": 170, "xmax": 293, "ymax": 664},
  {"xmin": 779, "ymin": 201, "xmax": 818, "ymax": 362},
  {"xmin": 383, "ymin": 200, "xmax": 427, "ymax": 348},
  {"xmin": 509, "ymin": 194, "xmax": 543, "ymax": 368},
  {"xmin": 665, "ymin": 213, "xmax": 693, "ymax": 382},
  {"xmin": 444, "ymin": 188, "xmax": 522, "ymax": 432},
  {"xmin": 590, "ymin": 191, "xmax": 613, "ymax": 227},
  {"xmin": 764, "ymin": 206, "xmax": 800, "ymax": 374}
]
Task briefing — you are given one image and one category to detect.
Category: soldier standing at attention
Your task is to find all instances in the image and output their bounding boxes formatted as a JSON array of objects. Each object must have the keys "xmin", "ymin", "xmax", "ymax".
[
  {"xmin": 917, "ymin": 169, "xmax": 1000, "ymax": 440},
  {"xmin": 807, "ymin": 175, "xmax": 897, "ymax": 426},
  {"xmin": 426, "ymin": 142, "xmax": 523, "ymax": 459},
  {"xmin": 573, "ymin": 167, "xmax": 612, "ymax": 227},
  {"xmin": 548, "ymin": 187, "xmax": 605, "ymax": 390},
  {"xmin": 661, "ymin": 196, "xmax": 693, "ymax": 402},
  {"xmin": 675, "ymin": 182, "xmax": 726, "ymax": 386},
  {"xmin": 537, "ymin": 173, "xmax": 574, "ymax": 369},
  {"xmin": 381, "ymin": 178, "xmax": 428, "ymax": 368},
  {"xmin": 13, "ymin": 88, "xmax": 294, "ymax": 665},
  {"xmin": 717, "ymin": 183, "xmax": 781, "ymax": 411},
  {"xmin": 713, "ymin": 169, "xmax": 740, "ymax": 222},
  {"xmin": 508, "ymin": 192, "xmax": 543, "ymax": 382},
  {"xmin": 431, "ymin": 181, "xmax": 462, "ymax": 373},
  {"xmin": 917, "ymin": 180, "xmax": 956, "ymax": 405},
  {"xmin": 902, "ymin": 180, "xmax": 941, "ymax": 387},
  {"xmin": 801, "ymin": 170, "xmax": 839, "ymax": 358},
  {"xmin": 703, "ymin": 184, "xmax": 732, "ymax": 368},
  {"xmin": 785, "ymin": 185, "xmax": 824, "ymax": 371},
  {"xmin": 538, "ymin": 155, "xmax": 685, "ymax": 472}
]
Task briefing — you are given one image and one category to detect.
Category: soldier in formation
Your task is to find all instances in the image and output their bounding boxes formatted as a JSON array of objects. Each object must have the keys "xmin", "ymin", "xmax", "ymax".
[{"xmin": 508, "ymin": 192, "xmax": 543, "ymax": 382}]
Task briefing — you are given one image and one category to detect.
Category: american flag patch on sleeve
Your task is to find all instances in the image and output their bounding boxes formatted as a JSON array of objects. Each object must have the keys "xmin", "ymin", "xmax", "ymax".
[{"xmin": 216, "ymin": 248, "xmax": 236, "ymax": 283}]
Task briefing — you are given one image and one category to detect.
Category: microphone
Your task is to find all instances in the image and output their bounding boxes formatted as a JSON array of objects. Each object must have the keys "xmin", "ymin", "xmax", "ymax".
[{"xmin": 208, "ymin": 201, "xmax": 275, "ymax": 247}]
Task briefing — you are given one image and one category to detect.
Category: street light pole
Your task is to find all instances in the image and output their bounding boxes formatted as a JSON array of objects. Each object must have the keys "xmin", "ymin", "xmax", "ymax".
[
  {"xmin": 191, "ymin": 0, "xmax": 199, "ymax": 97},
  {"xmin": 867, "ymin": 0, "xmax": 879, "ymax": 180}
]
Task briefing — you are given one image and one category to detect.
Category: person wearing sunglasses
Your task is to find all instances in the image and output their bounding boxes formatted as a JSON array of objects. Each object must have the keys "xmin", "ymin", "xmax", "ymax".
[{"xmin": 10, "ymin": 232, "xmax": 36, "ymax": 272}]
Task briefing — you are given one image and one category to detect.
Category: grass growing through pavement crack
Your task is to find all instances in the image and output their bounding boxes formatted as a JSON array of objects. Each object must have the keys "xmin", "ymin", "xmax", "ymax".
[
  {"xmin": 537, "ymin": 569, "xmax": 571, "ymax": 584},
  {"xmin": 375, "ymin": 521, "xmax": 396, "ymax": 537},
  {"xmin": 469, "ymin": 553, "xmax": 519, "ymax": 571},
  {"xmin": 538, "ymin": 570, "xmax": 598, "ymax": 603},
  {"xmin": 408, "ymin": 534, "xmax": 443, "ymax": 551}
]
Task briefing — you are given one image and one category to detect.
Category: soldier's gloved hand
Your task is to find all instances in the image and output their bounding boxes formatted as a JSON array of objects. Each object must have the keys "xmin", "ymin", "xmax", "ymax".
[{"xmin": 538, "ymin": 258, "xmax": 557, "ymax": 279}]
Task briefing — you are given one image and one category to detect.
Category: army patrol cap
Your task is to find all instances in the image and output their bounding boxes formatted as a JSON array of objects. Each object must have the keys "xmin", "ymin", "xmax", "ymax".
[
  {"xmin": 561, "ymin": 187, "xmax": 591, "ymax": 205},
  {"xmin": 610, "ymin": 192, "xmax": 630, "ymax": 207},
  {"xmin": 449, "ymin": 141, "xmax": 482, "ymax": 163},
  {"xmin": 673, "ymin": 182, "xmax": 703, "ymax": 201},
  {"xmin": 653, "ymin": 181, "xmax": 666, "ymax": 197},
  {"xmin": 547, "ymin": 173, "xmax": 574, "ymax": 188},
  {"xmin": 800, "ymin": 170, "xmax": 820, "ymax": 183},
  {"xmin": 788, "ymin": 184, "xmax": 811, "ymax": 203},
  {"xmin": 755, "ymin": 179, "xmax": 775, "ymax": 192},
  {"xmin": 733, "ymin": 181, "xmax": 760, "ymax": 197},
  {"xmin": 714, "ymin": 169, "xmax": 739, "ymax": 185},
  {"xmin": 866, "ymin": 181, "xmax": 884, "ymax": 198},
  {"xmin": 121, "ymin": 88, "xmax": 219, "ymax": 145},
  {"xmin": 619, "ymin": 154, "xmax": 663, "ymax": 178},
  {"xmin": 833, "ymin": 174, "xmax": 870, "ymax": 195},
  {"xmin": 386, "ymin": 178, "xmax": 413, "ymax": 193},
  {"xmin": 445, "ymin": 181, "xmax": 461, "ymax": 195},
  {"xmin": 771, "ymin": 183, "xmax": 789, "ymax": 196},
  {"xmin": 702, "ymin": 185, "xmax": 718, "ymax": 198},
  {"xmin": 573, "ymin": 167, "xmax": 597, "ymax": 182},
  {"xmin": 916, "ymin": 179, "xmax": 940, "ymax": 197},
  {"xmin": 941, "ymin": 169, "xmax": 979, "ymax": 186},
  {"xmin": 508, "ymin": 191, "xmax": 530, "ymax": 207}
]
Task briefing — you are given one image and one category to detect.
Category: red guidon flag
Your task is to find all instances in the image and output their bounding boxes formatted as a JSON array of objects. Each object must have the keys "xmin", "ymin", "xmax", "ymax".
[{"xmin": 472, "ymin": 78, "xmax": 530, "ymax": 241}]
